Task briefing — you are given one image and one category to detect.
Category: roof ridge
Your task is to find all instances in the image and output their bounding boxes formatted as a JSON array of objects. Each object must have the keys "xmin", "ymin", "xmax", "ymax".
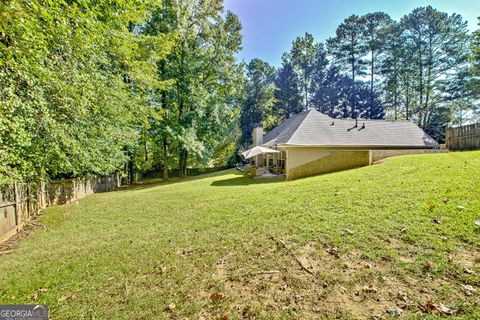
[
  {"xmin": 285, "ymin": 109, "xmax": 331, "ymax": 144},
  {"xmin": 263, "ymin": 111, "xmax": 310, "ymax": 146},
  {"xmin": 283, "ymin": 109, "xmax": 314, "ymax": 145}
]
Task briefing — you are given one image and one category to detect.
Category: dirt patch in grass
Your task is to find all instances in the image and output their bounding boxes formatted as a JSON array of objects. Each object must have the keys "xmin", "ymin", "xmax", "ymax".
[
  {"xmin": 207, "ymin": 239, "xmax": 479, "ymax": 319},
  {"xmin": 0, "ymin": 216, "xmax": 44, "ymax": 254},
  {"xmin": 450, "ymin": 245, "xmax": 479, "ymax": 270}
]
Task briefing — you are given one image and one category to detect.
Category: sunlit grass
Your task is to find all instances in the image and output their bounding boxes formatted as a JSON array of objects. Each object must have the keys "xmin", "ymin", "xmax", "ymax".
[{"xmin": 0, "ymin": 151, "xmax": 479, "ymax": 319}]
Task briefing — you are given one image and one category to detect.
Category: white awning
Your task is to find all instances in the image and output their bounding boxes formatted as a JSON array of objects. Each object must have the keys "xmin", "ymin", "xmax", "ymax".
[{"xmin": 242, "ymin": 146, "xmax": 280, "ymax": 159}]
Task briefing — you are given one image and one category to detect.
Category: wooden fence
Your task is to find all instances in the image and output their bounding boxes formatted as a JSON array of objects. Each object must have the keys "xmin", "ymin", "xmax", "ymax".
[
  {"xmin": 140, "ymin": 166, "xmax": 229, "ymax": 180},
  {"xmin": 446, "ymin": 123, "xmax": 480, "ymax": 151},
  {"xmin": 0, "ymin": 174, "xmax": 120, "ymax": 242}
]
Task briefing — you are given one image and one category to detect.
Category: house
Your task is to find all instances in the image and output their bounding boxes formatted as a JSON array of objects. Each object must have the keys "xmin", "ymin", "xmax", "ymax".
[{"xmin": 250, "ymin": 109, "xmax": 439, "ymax": 180}]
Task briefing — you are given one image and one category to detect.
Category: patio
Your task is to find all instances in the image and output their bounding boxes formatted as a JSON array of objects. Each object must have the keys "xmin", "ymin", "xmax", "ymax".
[{"xmin": 241, "ymin": 146, "xmax": 286, "ymax": 179}]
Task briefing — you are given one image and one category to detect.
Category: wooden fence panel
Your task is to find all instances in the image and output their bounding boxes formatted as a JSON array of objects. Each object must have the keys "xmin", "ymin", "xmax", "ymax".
[
  {"xmin": 446, "ymin": 123, "xmax": 480, "ymax": 151},
  {"xmin": 0, "ymin": 173, "xmax": 120, "ymax": 242}
]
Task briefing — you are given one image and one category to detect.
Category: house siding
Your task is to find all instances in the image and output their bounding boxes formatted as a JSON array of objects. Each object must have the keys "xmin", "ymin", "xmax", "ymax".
[{"xmin": 285, "ymin": 149, "xmax": 370, "ymax": 180}]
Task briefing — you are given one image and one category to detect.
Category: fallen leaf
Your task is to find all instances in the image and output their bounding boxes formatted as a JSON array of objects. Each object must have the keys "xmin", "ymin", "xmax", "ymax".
[
  {"xmin": 58, "ymin": 294, "xmax": 72, "ymax": 302},
  {"xmin": 362, "ymin": 285, "xmax": 377, "ymax": 293},
  {"xmin": 456, "ymin": 205, "xmax": 467, "ymax": 210},
  {"xmin": 326, "ymin": 246, "xmax": 339, "ymax": 258},
  {"xmin": 418, "ymin": 299, "xmax": 437, "ymax": 313},
  {"xmin": 210, "ymin": 292, "xmax": 226, "ymax": 304},
  {"xmin": 418, "ymin": 299, "xmax": 457, "ymax": 316},
  {"xmin": 460, "ymin": 284, "xmax": 476, "ymax": 296}
]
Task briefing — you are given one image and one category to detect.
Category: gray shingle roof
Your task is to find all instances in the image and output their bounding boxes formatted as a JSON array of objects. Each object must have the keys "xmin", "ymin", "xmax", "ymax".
[{"xmin": 263, "ymin": 109, "xmax": 439, "ymax": 148}]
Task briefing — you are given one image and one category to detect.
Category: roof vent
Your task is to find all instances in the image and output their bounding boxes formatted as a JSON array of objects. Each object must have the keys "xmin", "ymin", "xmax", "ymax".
[
  {"xmin": 331, "ymin": 121, "xmax": 335, "ymax": 126},
  {"xmin": 358, "ymin": 122, "xmax": 365, "ymax": 131}
]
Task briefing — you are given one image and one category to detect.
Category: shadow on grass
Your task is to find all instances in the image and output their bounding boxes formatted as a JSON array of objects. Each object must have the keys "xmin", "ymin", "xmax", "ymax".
[
  {"xmin": 210, "ymin": 175, "xmax": 285, "ymax": 187},
  {"xmin": 113, "ymin": 169, "xmax": 236, "ymax": 193}
]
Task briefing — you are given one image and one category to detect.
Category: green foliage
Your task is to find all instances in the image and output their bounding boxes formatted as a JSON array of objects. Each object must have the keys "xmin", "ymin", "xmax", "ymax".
[
  {"xmin": 0, "ymin": 0, "xmax": 242, "ymax": 182},
  {"xmin": 239, "ymin": 7, "xmax": 476, "ymax": 147},
  {"xmin": 0, "ymin": 0, "xmax": 173, "ymax": 182},
  {"xmin": 273, "ymin": 58, "xmax": 303, "ymax": 121},
  {"xmin": 469, "ymin": 17, "xmax": 480, "ymax": 100},
  {"xmin": 142, "ymin": 0, "xmax": 243, "ymax": 178},
  {"xmin": 398, "ymin": 7, "xmax": 471, "ymax": 135},
  {"xmin": 239, "ymin": 58, "xmax": 276, "ymax": 146}
]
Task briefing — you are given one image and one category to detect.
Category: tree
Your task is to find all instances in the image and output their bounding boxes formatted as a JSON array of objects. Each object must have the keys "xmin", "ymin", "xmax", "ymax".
[
  {"xmin": 311, "ymin": 66, "xmax": 352, "ymax": 118},
  {"xmin": 239, "ymin": 59, "xmax": 276, "ymax": 147},
  {"xmin": 361, "ymin": 12, "xmax": 393, "ymax": 116},
  {"xmin": 288, "ymin": 33, "xmax": 318, "ymax": 111},
  {"xmin": 273, "ymin": 56, "xmax": 302, "ymax": 120},
  {"xmin": 327, "ymin": 15, "xmax": 367, "ymax": 117},
  {"xmin": 0, "ymin": 0, "xmax": 172, "ymax": 183},
  {"xmin": 311, "ymin": 66, "xmax": 383, "ymax": 119},
  {"xmin": 143, "ymin": 0, "xmax": 243, "ymax": 178},
  {"xmin": 400, "ymin": 6, "xmax": 471, "ymax": 138},
  {"xmin": 469, "ymin": 17, "xmax": 480, "ymax": 97}
]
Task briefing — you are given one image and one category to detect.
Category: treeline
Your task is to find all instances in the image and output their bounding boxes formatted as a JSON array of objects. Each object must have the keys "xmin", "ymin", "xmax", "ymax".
[
  {"xmin": 240, "ymin": 7, "xmax": 480, "ymax": 146},
  {"xmin": 0, "ymin": 0, "xmax": 242, "ymax": 183},
  {"xmin": 1, "ymin": 3, "xmax": 479, "ymax": 183}
]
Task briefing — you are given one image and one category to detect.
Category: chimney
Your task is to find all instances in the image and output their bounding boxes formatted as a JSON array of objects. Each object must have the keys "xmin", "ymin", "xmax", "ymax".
[{"xmin": 253, "ymin": 123, "xmax": 263, "ymax": 146}]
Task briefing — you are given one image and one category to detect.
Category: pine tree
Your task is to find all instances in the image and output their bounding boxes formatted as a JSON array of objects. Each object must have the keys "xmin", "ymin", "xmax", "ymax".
[
  {"xmin": 239, "ymin": 59, "xmax": 276, "ymax": 147},
  {"xmin": 361, "ymin": 12, "xmax": 393, "ymax": 117},
  {"xmin": 273, "ymin": 56, "xmax": 303, "ymax": 121},
  {"xmin": 327, "ymin": 15, "xmax": 367, "ymax": 118}
]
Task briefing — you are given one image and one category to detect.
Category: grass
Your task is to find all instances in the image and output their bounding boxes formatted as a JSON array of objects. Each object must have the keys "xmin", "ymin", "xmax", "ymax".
[{"xmin": 0, "ymin": 151, "xmax": 479, "ymax": 319}]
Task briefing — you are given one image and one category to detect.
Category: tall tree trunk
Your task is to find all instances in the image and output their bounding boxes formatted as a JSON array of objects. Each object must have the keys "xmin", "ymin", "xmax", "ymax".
[
  {"xmin": 405, "ymin": 82, "xmax": 410, "ymax": 120},
  {"xmin": 370, "ymin": 50, "xmax": 374, "ymax": 115},
  {"xmin": 304, "ymin": 75, "xmax": 308, "ymax": 111},
  {"xmin": 128, "ymin": 151, "xmax": 135, "ymax": 185},
  {"xmin": 351, "ymin": 47, "xmax": 356, "ymax": 118},
  {"xmin": 394, "ymin": 85, "xmax": 398, "ymax": 120},
  {"xmin": 160, "ymin": 58, "xmax": 169, "ymax": 181},
  {"xmin": 418, "ymin": 34, "xmax": 423, "ymax": 115},
  {"xmin": 178, "ymin": 148, "xmax": 188, "ymax": 177},
  {"xmin": 424, "ymin": 34, "xmax": 433, "ymax": 126},
  {"xmin": 144, "ymin": 140, "xmax": 149, "ymax": 162},
  {"xmin": 162, "ymin": 138, "xmax": 169, "ymax": 181}
]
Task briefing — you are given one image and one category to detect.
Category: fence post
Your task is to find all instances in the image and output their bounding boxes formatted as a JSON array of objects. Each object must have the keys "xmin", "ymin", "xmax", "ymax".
[{"xmin": 13, "ymin": 182, "xmax": 20, "ymax": 230}]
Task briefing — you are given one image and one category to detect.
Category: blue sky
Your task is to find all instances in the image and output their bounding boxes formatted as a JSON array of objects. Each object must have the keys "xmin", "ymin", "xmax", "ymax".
[{"xmin": 224, "ymin": 0, "xmax": 480, "ymax": 67}]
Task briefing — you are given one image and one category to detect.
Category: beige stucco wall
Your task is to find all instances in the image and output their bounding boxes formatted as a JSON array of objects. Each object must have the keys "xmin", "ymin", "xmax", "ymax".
[
  {"xmin": 285, "ymin": 148, "xmax": 370, "ymax": 180},
  {"xmin": 285, "ymin": 147, "xmax": 331, "ymax": 168}
]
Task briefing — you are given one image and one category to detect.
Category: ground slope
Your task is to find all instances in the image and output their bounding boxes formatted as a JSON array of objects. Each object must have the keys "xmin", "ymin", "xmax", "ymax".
[{"xmin": 0, "ymin": 151, "xmax": 479, "ymax": 319}]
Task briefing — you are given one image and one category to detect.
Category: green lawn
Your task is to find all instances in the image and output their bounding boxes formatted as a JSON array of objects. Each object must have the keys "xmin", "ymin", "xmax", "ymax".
[{"xmin": 0, "ymin": 152, "xmax": 479, "ymax": 319}]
